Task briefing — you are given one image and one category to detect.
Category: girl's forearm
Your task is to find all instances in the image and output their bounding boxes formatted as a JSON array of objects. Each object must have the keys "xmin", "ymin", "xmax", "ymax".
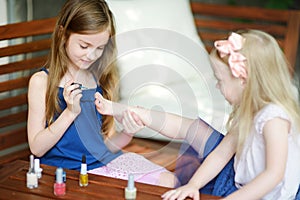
[
  {"xmin": 188, "ymin": 132, "xmax": 236, "ymax": 189},
  {"xmin": 28, "ymin": 109, "xmax": 76, "ymax": 157},
  {"xmin": 188, "ymin": 147, "xmax": 230, "ymax": 189},
  {"xmin": 131, "ymin": 106, "xmax": 194, "ymax": 139},
  {"xmin": 225, "ymin": 170, "xmax": 283, "ymax": 200}
]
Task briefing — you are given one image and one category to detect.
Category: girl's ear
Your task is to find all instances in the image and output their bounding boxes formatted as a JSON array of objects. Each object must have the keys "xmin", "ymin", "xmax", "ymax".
[{"xmin": 240, "ymin": 77, "xmax": 247, "ymax": 88}]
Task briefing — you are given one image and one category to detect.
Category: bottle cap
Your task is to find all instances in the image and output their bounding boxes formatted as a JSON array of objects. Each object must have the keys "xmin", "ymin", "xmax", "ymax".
[
  {"xmin": 80, "ymin": 155, "xmax": 87, "ymax": 175},
  {"xmin": 34, "ymin": 159, "xmax": 41, "ymax": 171},
  {"xmin": 29, "ymin": 154, "xmax": 34, "ymax": 172},
  {"xmin": 56, "ymin": 167, "xmax": 64, "ymax": 184},
  {"xmin": 82, "ymin": 154, "xmax": 86, "ymax": 163},
  {"xmin": 127, "ymin": 174, "xmax": 135, "ymax": 190}
]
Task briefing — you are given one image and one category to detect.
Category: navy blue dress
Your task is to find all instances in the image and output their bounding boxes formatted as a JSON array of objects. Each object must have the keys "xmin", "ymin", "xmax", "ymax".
[{"xmin": 39, "ymin": 68, "xmax": 122, "ymax": 171}]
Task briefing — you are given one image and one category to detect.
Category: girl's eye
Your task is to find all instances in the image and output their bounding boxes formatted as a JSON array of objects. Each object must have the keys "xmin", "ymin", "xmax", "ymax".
[
  {"xmin": 97, "ymin": 46, "xmax": 104, "ymax": 50},
  {"xmin": 80, "ymin": 45, "xmax": 88, "ymax": 49}
]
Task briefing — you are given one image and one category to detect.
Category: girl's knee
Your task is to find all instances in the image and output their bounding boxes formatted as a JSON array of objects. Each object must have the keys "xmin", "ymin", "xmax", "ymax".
[{"xmin": 158, "ymin": 172, "xmax": 179, "ymax": 188}]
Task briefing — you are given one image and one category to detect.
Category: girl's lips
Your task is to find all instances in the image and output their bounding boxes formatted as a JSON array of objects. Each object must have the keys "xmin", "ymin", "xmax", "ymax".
[{"xmin": 81, "ymin": 60, "xmax": 93, "ymax": 67}]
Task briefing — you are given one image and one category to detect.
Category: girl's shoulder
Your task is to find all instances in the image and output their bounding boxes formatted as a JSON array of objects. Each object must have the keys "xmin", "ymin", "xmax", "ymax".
[
  {"xmin": 255, "ymin": 104, "xmax": 290, "ymax": 135},
  {"xmin": 28, "ymin": 70, "xmax": 48, "ymax": 90}
]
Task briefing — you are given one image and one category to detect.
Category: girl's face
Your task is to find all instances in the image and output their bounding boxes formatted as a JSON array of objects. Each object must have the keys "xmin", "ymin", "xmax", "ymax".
[
  {"xmin": 210, "ymin": 55, "xmax": 245, "ymax": 105},
  {"xmin": 66, "ymin": 30, "xmax": 110, "ymax": 70}
]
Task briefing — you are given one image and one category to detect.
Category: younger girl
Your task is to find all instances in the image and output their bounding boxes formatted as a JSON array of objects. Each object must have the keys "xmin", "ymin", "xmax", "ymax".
[
  {"xmin": 27, "ymin": 0, "xmax": 177, "ymax": 187},
  {"xmin": 95, "ymin": 30, "xmax": 300, "ymax": 199}
]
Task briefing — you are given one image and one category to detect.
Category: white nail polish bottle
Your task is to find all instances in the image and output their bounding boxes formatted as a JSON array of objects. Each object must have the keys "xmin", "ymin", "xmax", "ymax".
[{"xmin": 26, "ymin": 155, "xmax": 38, "ymax": 189}]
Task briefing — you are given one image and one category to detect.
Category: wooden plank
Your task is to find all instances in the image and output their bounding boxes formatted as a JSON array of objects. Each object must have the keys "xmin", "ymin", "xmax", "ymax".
[
  {"xmin": 191, "ymin": 2, "xmax": 289, "ymax": 22},
  {"xmin": 0, "ymin": 38, "xmax": 51, "ymax": 57},
  {"xmin": 0, "ymin": 17, "xmax": 56, "ymax": 40},
  {"xmin": 0, "ymin": 149, "xmax": 30, "ymax": 165},
  {"xmin": 194, "ymin": 19, "xmax": 287, "ymax": 36},
  {"xmin": 0, "ymin": 110, "xmax": 27, "ymax": 128},
  {"xmin": 0, "ymin": 76, "xmax": 30, "ymax": 93},
  {"xmin": 0, "ymin": 188, "xmax": 50, "ymax": 200},
  {"xmin": 0, "ymin": 56, "xmax": 47, "ymax": 75},
  {"xmin": 0, "ymin": 93, "xmax": 27, "ymax": 111},
  {"xmin": 0, "ymin": 127, "xmax": 27, "ymax": 151}
]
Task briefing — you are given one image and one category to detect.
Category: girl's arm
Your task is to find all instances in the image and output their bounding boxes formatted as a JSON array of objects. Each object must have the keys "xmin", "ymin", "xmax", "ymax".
[
  {"xmin": 162, "ymin": 131, "xmax": 237, "ymax": 200},
  {"xmin": 224, "ymin": 117, "xmax": 289, "ymax": 200},
  {"xmin": 94, "ymin": 92, "xmax": 194, "ymax": 140},
  {"xmin": 27, "ymin": 72, "xmax": 81, "ymax": 157}
]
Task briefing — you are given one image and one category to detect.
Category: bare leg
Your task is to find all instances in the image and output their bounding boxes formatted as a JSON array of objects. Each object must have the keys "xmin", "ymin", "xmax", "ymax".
[
  {"xmin": 185, "ymin": 119, "xmax": 214, "ymax": 159},
  {"xmin": 175, "ymin": 118, "xmax": 223, "ymax": 186},
  {"xmin": 157, "ymin": 171, "xmax": 179, "ymax": 188}
]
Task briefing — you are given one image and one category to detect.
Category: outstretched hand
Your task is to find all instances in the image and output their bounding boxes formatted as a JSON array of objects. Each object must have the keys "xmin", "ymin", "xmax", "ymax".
[{"xmin": 161, "ymin": 184, "xmax": 200, "ymax": 200}]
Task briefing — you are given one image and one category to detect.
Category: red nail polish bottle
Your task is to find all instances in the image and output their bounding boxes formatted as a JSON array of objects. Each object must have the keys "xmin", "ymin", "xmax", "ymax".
[{"xmin": 54, "ymin": 167, "xmax": 66, "ymax": 196}]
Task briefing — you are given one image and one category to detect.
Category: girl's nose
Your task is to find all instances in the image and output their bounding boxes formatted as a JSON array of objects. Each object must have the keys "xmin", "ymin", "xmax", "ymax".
[{"xmin": 87, "ymin": 49, "xmax": 97, "ymax": 60}]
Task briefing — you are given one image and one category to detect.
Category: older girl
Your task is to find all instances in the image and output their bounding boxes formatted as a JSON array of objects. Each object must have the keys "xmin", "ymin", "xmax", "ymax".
[{"xmin": 27, "ymin": 0, "xmax": 176, "ymax": 187}]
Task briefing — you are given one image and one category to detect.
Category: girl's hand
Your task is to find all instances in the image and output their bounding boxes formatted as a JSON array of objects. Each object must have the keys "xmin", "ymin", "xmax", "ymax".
[
  {"xmin": 94, "ymin": 92, "xmax": 113, "ymax": 115},
  {"xmin": 122, "ymin": 110, "xmax": 144, "ymax": 136},
  {"xmin": 63, "ymin": 80, "xmax": 82, "ymax": 116},
  {"xmin": 161, "ymin": 184, "xmax": 200, "ymax": 200}
]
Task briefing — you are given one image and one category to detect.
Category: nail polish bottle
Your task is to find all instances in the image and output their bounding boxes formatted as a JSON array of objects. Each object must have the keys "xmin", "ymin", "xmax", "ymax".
[
  {"xmin": 125, "ymin": 174, "xmax": 136, "ymax": 200},
  {"xmin": 26, "ymin": 154, "xmax": 38, "ymax": 189},
  {"xmin": 79, "ymin": 154, "xmax": 88, "ymax": 187},
  {"xmin": 34, "ymin": 158, "xmax": 43, "ymax": 179},
  {"xmin": 54, "ymin": 167, "xmax": 66, "ymax": 196}
]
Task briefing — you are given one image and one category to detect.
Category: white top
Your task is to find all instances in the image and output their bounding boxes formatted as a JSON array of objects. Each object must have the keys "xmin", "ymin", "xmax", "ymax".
[{"xmin": 234, "ymin": 104, "xmax": 300, "ymax": 199}]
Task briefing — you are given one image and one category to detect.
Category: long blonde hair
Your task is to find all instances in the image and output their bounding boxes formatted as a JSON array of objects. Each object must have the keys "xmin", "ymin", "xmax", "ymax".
[
  {"xmin": 216, "ymin": 30, "xmax": 300, "ymax": 156},
  {"xmin": 45, "ymin": 0, "xmax": 118, "ymax": 137}
]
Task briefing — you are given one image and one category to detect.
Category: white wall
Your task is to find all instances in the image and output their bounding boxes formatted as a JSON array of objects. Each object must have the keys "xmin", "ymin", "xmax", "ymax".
[
  {"xmin": 0, "ymin": 0, "xmax": 7, "ymax": 66},
  {"xmin": 0, "ymin": 0, "xmax": 6, "ymax": 25}
]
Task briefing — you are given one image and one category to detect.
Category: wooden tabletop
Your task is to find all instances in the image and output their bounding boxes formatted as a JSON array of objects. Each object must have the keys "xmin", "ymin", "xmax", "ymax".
[{"xmin": 0, "ymin": 160, "xmax": 221, "ymax": 200}]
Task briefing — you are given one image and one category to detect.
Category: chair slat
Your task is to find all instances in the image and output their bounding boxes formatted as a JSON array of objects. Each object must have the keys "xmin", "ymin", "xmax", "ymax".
[
  {"xmin": 0, "ymin": 127, "xmax": 27, "ymax": 151},
  {"xmin": 0, "ymin": 56, "xmax": 47, "ymax": 75},
  {"xmin": 0, "ymin": 76, "xmax": 30, "ymax": 93},
  {"xmin": 191, "ymin": 2, "xmax": 289, "ymax": 22},
  {"xmin": 0, "ymin": 18, "xmax": 56, "ymax": 40},
  {"xmin": 0, "ymin": 38, "xmax": 51, "ymax": 57},
  {"xmin": 0, "ymin": 110, "xmax": 27, "ymax": 129},
  {"xmin": 0, "ymin": 93, "xmax": 27, "ymax": 111},
  {"xmin": 194, "ymin": 19, "xmax": 287, "ymax": 36}
]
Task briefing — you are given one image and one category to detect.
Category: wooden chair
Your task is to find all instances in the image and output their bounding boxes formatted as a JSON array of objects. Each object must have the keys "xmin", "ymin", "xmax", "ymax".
[
  {"xmin": 0, "ymin": 2, "xmax": 299, "ymax": 168},
  {"xmin": 190, "ymin": 2, "xmax": 300, "ymax": 75},
  {"xmin": 0, "ymin": 17, "xmax": 56, "ymax": 164}
]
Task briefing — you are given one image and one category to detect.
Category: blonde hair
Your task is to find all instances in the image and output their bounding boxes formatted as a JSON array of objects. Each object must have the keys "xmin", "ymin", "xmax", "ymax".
[
  {"xmin": 213, "ymin": 30, "xmax": 300, "ymax": 156},
  {"xmin": 45, "ymin": 0, "xmax": 118, "ymax": 137}
]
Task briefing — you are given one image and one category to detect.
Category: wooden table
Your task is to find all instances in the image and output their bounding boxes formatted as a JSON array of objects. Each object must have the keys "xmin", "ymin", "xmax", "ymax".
[{"xmin": 0, "ymin": 160, "xmax": 221, "ymax": 199}]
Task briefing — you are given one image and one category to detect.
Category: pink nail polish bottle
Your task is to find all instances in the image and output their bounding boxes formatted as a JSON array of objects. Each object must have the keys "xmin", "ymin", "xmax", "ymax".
[{"xmin": 54, "ymin": 167, "xmax": 66, "ymax": 196}]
